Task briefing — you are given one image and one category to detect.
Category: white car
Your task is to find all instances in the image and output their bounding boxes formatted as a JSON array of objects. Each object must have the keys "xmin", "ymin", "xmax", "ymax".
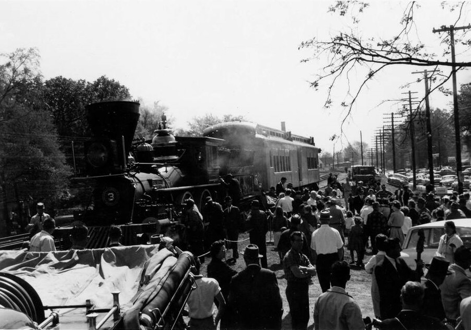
[{"xmin": 400, "ymin": 219, "xmax": 471, "ymax": 271}]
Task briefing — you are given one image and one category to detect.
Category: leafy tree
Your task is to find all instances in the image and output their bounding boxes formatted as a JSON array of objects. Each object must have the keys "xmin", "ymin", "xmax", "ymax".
[
  {"xmin": 0, "ymin": 48, "xmax": 41, "ymax": 116},
  {"xmin": 179, "ymin": 113, "xmax": 246, "ymax": 137},
  {"xmin": 44, "ymin": 75, "xmax": 132, "ymax": 139},
  {"xmin": 0, "ymin": 49, "xmax": 71, "ymax": 235},
  {"xmin": 342, "ymin": 141, "xmax": 369, "ymax": 165},
  {"xmin": 300, "ymin": 1, "xmax": 471, "ymax": 128}
]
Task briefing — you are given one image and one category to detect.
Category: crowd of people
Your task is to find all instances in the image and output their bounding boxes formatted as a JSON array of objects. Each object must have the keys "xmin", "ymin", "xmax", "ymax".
[
  {"xmin": 23, "ymin": 172, "xmax": 471, "ymax": 330},
  {"xmin": 183, "ymin": 174, "xmax": 471, "ymax": 330}
]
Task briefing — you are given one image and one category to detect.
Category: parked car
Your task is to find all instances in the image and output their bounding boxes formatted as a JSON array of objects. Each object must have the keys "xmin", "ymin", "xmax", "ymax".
[
  {"xmin": 463, "ymin": 168, "xmax": 471, "ymax": 176},
  {"xmin": 451, "ymin": 175, "xmax": 471, "ymax": 190},
  {"xmin": 441, "ymin": 174, "xmax": 457, "ymax": 187},
  {"xmin": 440, "ymin": 168, "xmax": 455, "ymax": 176},
  {"xmin": 388, "ymin": 173, "xmax": 409, "ymax": 187},
  {"xmin": 401, "ymin": 219, "xmax": 471, "ymax": 271}
]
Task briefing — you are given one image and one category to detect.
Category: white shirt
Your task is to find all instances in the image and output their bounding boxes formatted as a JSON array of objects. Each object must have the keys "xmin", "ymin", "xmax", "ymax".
[
  {"xmin": 311, "ymin": 224, "xmax": 343, "ymax": 254},
  {"xmin": 29, "ymin": 230, "xmax": 56, "ymax": 252},
  {"xmin": 187, "ymin": 277, "xmax": 220, "ymax": 319},
  {"xmin": 365, "ymin": 251, "xmax": 386, "ymax": 274},
  {"xmin": 278, "ymin": 196, "xmax": 294, "ymax": 213},
  {"xmin": 307, "ymin": 198, "xmax": 317, "ymax": 207},
  {"xmin": 401, "ymin": 216, "xmax": 412, "ymax": 235}
]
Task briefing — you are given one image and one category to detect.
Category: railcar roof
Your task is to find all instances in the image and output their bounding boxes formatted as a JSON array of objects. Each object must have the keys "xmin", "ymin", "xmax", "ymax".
[{"xmin": 204, "ymin": 121, "xmax": 320, "ymax": 150}]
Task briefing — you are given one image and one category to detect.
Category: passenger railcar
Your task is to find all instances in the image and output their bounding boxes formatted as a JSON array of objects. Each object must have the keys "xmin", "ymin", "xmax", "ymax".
[{"xmin": 203, "ymin": 122, "xmax": 321, "ymax": 193}]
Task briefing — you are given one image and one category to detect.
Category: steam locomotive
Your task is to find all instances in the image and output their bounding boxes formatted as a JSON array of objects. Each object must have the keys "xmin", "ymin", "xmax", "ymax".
[{"xmin": 73, "ymin": 101, "xmax": 321, "ymax": 229}]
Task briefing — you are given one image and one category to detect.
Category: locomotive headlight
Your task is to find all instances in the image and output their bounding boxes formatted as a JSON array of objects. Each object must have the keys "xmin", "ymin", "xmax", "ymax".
[{"xmin": 86, "ymin": 142, "xmax": 109, "ymax": 168}]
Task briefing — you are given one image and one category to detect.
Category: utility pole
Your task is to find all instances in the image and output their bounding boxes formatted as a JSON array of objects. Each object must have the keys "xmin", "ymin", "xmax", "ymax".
[
  {"xmin": 383, "ymin": 112, "xmax": 403, "ymax": 173},
  {"xmin": 402, "ymin": 91, "xmax": 419, "ymax": 190},
  {"xmin": 412, "ymin": 69, "xmax": 435, "ymax": 185},
  {"xmin": 375, "ymin": 135, "xmax": 379, "ymax": 169},
  {"xmin": 433, "ymin": 24, "xmax": 471, "ymax": 194},
  {"xmin": 437, "ymin": 129, "xmax": 442, "ymax": 169},
  {"xmin": 360, "ymin": 131, "xmax": 364, "ymax": 165}
]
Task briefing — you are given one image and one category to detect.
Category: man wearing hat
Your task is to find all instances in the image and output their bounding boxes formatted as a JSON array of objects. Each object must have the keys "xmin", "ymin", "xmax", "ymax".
[
  {"xmin": 311, "ymin": 210, "xmax": 344, "ymax": 292},
  {"xmin": 421, "ymin": 256, "xmax": 450, "ymax": 320},
  {"xmin": 440, "ymin": 246, "xmax": 471, "ymax": 325},
  {"xmin": 27, "ymin": 202, "xmax": 53, "ymax": 239},
  {"xmin": 278, "ymin": 215, "xmax": 310, "ymax": 264},
  {"xmin": 223, "ymin": 196, "xmax": 243, "ymax": 260},
  {"xmin": 246, "ymin": 200, "xmax": 268, "ymax": 268},
  {"xmin": 227, "ymin": 244, "xmax": 283, "ymax": 330}
]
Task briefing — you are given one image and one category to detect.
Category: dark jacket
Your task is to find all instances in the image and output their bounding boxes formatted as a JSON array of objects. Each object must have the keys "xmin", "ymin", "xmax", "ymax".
[
  {"xmin": 422, "ymin": 279, "xmax": 446, "ymax": 321},
  {"xmin": 227, "ymin": 264, "xmax": 283, "ymax": 330},
  {"xmin": 380, "ymin": 310, "xmax": 448, "ymax": 330},
  {"xmin": 223, "ymin": 205, "xmax": 243, "ymax": 233},
  {"xmin": 207, "ymin": 258, "xmax": 237, "ymax": 300},
  {"xmin": 375, "ymin": 257, "xmax": 421, "ymax": 319}
]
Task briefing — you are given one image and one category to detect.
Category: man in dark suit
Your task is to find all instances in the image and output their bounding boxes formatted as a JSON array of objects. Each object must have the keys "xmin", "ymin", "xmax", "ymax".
[
  {"xmin": 227, "ymin": 244, "xmax": 283, "ymax": 330},
  {"xmin": 380, "ymin": 281, "xmax": 448, "ymax": 330},
  {"xmin": 375, "ymin": 237, "xmax": 423, "ymax": 319},
  {"xmin": 245, "ymin": 200, "xmax": 268, "ymax": 268},
  {"xmin": 223, "ymin": 196, "xmax": 243, "ymax": 260}
]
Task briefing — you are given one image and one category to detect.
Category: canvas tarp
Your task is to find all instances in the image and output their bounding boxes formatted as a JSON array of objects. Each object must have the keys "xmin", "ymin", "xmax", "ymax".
[{"xmin": 0, "ymin": 246, "xmax": 178, "ymax": 329}]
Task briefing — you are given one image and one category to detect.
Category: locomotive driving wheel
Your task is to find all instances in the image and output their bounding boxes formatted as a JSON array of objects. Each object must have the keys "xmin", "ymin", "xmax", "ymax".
[
  {"xmin": 176, "ymin": 191, "xmax": 194, "ymax": 207},
  {"xmin": 196, "ymin": 189, "xmax": 212, "ymax": 211}
]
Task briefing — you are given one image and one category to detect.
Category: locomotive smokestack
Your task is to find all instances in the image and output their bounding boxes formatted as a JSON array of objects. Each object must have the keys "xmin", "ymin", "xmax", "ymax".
[
  {"xmin": 87, "ymin": 101, "xmax": 140, "ymax": 157},
  {"xmin": 281, "ymin": 122, "xmax": 286, "ymax": 132}
]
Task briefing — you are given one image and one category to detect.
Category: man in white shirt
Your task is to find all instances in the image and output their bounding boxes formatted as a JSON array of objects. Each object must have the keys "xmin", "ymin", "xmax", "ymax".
[
  {"xmin": 29, "ymin": 218, "xmax": 56, "ymax": 252},
  {"xmin": 278, "ymin": 190, "xmax": 294, "ymax": 216},
  {"xmin": 187, "ymin": 263, "xmax": 226, "ymax": 330},
  {"xmin": 311, "ymin": 210, "xmax": 344, "ymax": 292}
]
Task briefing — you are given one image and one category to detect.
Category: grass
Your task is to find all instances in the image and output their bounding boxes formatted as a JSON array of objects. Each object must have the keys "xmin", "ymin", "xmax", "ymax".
[{"xmin": 199, "ymin": 232, "xmax": 374, "ymax": 329}]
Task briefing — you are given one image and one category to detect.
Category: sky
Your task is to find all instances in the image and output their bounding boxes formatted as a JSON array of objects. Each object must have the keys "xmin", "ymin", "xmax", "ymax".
[{"xmin": 2, "ymin": 0, "xmax": 471, "ymax": 156}]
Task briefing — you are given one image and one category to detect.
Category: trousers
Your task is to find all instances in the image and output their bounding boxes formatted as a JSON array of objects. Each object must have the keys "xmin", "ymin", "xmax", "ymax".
[
  {"xmin": 316, "ymin": 252, "xmax": 339, "ymax": 292},
  {"xmin": 286, "ymin": 281, "xmax": 310, "ymax": 330}
]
